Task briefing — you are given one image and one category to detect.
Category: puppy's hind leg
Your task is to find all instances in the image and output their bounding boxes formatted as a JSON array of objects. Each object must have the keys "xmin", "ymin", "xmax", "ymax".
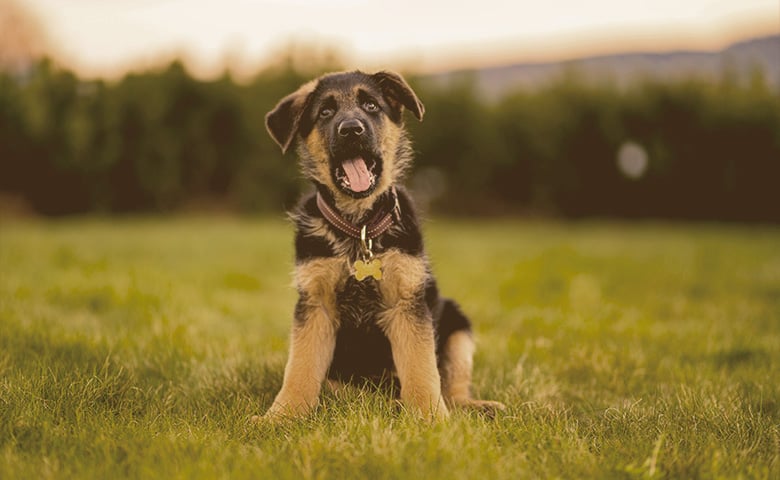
[{"xmin": 438, "ymin": 300, "xmax": 506, "ymax": 415}]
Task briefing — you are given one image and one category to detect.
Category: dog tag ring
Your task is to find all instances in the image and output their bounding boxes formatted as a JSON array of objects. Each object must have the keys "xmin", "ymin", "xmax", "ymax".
[{"xmin": 354, "ymin": 225, "xmax": 382, "ymax": 281}]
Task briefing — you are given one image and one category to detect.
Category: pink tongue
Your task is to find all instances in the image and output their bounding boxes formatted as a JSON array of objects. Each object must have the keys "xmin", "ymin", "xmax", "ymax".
[{"xmin": 341, "ymin": 157, "xmax": 372, "ymax": 192}]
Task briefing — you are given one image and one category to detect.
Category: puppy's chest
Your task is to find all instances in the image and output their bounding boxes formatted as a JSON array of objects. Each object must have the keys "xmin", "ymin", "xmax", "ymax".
[
  {"xmin": 332, "ymin": 242, "xmax": 390, "ymax": 326},
  {"xmin": 335, "ymin": 275, "xmax": 384, "ymax": 327},
  {"xmin": 295, "ymin": 216, "xmax": 428, "ymax": 326}
]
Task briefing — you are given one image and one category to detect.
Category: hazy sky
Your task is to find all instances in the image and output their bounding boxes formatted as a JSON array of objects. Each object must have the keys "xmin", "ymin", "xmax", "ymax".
[{"xmin": 22, "ymin": 0, "xmax": 780, "ymax": 78}]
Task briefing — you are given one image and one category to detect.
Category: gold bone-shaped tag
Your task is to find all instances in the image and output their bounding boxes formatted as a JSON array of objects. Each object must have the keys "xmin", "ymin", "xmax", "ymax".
[{"xmin": 354, "ymin": 258, "xmax": 383, "ymax": 281}]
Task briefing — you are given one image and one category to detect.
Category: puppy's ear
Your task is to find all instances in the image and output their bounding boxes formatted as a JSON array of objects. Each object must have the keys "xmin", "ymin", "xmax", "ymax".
[
  {"xmin": 265, "ymin": 80, "xmax": 317, "ymax": 154},
  {"xmin": 372, "ymin": 71, "xmax": 425, "ymax": 122}
]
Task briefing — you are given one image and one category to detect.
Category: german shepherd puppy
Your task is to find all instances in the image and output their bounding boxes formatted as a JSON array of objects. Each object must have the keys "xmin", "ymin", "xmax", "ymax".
[{"xmin": 262, "ymin": 70, "xmax": 504, "ymax": 420}]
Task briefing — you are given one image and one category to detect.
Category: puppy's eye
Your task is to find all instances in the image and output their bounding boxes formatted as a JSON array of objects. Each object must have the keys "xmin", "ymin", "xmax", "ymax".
[
  {"xmin": 363, "ymin": 101, "xmax": 379, "ymax": 113},
  {"xmin": 319, "ymin": 108, "xmax": 334, "ymax": 119}
]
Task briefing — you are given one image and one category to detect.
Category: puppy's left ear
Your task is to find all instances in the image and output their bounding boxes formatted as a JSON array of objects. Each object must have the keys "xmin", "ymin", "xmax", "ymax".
[
  {"xmin": 372, "ymin": 71, "xmax": 425, "ymax": 122},
  {"xmin": 265, "ymin": 80, "xmax": 317, "ymax": 154}
]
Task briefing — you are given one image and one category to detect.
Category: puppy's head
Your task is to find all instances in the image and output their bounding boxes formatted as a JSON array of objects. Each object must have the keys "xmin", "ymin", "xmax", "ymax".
[{"xmin": 266, "ymin": 71, "xmax": 424, "ymax": 204}]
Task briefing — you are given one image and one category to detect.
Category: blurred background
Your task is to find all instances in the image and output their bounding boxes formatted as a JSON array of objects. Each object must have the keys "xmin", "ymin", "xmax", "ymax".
[{"xmin": 1, "ymin": 0, "xmax": 778, "ymax": 221}]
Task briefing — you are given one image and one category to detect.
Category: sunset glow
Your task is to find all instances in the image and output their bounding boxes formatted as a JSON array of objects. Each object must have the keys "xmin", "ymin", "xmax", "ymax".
[{"xmin": 18, "ymin": 0, "xmax": 780, "ymax": 78}]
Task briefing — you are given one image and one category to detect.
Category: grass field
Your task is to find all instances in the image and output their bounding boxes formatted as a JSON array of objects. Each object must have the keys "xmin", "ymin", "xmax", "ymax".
[{"xmin": 1, "ymin": 217, "xmax": 778, "ymax": 479}]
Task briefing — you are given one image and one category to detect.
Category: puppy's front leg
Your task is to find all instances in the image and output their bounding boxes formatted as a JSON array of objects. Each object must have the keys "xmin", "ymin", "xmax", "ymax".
[
  {"xmin": 264, "ymin": 303, "xmax": 336, "ymax": 420},
  {"xmin": 379, "ymin": 250, "xmax": 448, "ymax": 420},
  {"xmin": 265, "ymin": 258, "xmax": 344, "ymax": 420},
  {"xmin": 383, "ymin": 313, "xmax": 449, "ymax": 419}
]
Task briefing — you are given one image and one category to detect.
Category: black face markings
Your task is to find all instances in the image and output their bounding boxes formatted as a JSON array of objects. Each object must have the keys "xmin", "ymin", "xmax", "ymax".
[
  {"xmin": 271, "ymin": 71, "xmax": 425, "ymax": 202},
  {"xmin": 357, "ymin": 89, "xmax": 382, "ymax": 114},
  {"xmin": 317, "ymin": 97, "xmax": 337, "ymax": 121},
  {"xmin": 371, "ymin": 71, "xmax": 425, "ymax": 123},
  {"xmin": 308, "ymin": 81, "xmax": 388, "ymax": 199},
  {"xmin": 363, "ymin": 100, "xmax": 380, "ymax": 113},
  {"xmin": 266, "ymin": 71, "xmax": 424, "ymax": 155}
]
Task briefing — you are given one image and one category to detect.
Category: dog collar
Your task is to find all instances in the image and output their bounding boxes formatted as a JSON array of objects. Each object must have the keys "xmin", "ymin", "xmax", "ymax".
[{"xmin": 316, "ymin": 187, "xmax": 400, "ymax": 240}]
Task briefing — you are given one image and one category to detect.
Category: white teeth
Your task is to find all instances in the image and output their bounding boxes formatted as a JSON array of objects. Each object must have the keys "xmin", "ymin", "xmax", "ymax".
[{"xmin": 334, "ymin": 159, "xmax": 378, "ymax": 191}]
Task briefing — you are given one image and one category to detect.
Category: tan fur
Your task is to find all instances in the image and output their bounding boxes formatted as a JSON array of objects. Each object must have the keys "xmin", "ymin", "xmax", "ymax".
[
  {"xmin": 376, "ymin": 248, "xmax": 428, "ymax": 304},
  {"xmin": 299, "ymin": 130, "xmax": 382, "ymax": 221},
  {"xmin": 381, "ymin": 308, "xmax": 448, "ymax": 419},
  {"xmin": 376, "ymin": 249, "xmax": 448, "ymax": 419},
  {"xmin": 332, "ymin": 123, "xmax": 405, "ymax": 221},
  {"xmin": 333, "ymin": 188, "xmax": 385, "ymax": 221},
  {"xmin": 261, "ymin": 71, "xmax": 504, "ymax": 423},
  {"xmin": 378, "ymin": 122, "xmax": 405, "ymax": 184},
  {"xmin": 300, "ymin": 129, "xmax": 333, "ymax": 189},
  {"xmin": 265, "ymin": 258, "xmax": 347, "ymax": 419},
  {"xmin": 294, "ymin": 256, "xmax": 348, "ymax": 303},
  {"xmin": 265, "ymin": 309, "xmax": 336, "ymax": 419},
  {"xmin": 441, "ymin": 330, "xmax": 475, "ymax": 403},
  {"xmin": 441, "ymin": 330, "xmax": 506, "ymax": 412},
  {"xmin": 297, "ymin": 98, "xmax": 404, "ymax": 222}
]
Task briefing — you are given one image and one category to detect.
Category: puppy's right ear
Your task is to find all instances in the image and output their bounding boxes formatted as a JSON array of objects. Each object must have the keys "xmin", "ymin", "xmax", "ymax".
[{"xmin": 265, "ymin": 80, "xmax": 317, "ymax": 154}]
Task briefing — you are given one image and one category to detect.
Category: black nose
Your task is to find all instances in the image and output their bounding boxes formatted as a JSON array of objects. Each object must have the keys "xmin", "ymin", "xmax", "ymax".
[{"xmin": 337, "ymin": 119, "xmax": 366, "ymax": 137}]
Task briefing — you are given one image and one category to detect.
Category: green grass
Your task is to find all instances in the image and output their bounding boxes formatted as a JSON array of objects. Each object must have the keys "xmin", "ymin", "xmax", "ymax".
[{"xmin": 1, "ymin": 216, "xmax": 779, "ymax": 479}]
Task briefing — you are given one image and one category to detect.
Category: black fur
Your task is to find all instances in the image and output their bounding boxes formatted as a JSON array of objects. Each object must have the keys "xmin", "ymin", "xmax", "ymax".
[
  {"xmin": 271, "ymin": 70, "xmax": 472, "ymax": 386},
  {"xmin": 292, "ymin": 186, "xmax": 472, "ymax": 383}
]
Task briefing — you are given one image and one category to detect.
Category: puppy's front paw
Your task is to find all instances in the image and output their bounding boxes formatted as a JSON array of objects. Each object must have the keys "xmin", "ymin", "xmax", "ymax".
[
  {"xmin": 401, "ymin": 391, "xmax": 450, "ymax": 421},
  {"xmin": 256, "ymin": 392, "xmax": 319, "ymax": 423},
  {"xmin": 428, "ymin": 398, "xmax": 450, "ymax": 421}
]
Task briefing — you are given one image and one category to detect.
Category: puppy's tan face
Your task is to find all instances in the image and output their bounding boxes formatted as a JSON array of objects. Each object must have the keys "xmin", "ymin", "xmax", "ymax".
[{"xmin": 266, "ymin": 71, "xmax": 424, "ymax": 205}]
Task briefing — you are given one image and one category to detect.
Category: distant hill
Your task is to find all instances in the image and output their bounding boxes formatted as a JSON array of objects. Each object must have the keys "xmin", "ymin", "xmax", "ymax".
[{"xmin": 425, "ymin": 35, "xmax": 780, "ymax": 98}]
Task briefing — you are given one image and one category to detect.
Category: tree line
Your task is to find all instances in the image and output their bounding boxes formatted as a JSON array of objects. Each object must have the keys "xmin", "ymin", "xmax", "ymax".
[{"xmin": 1, "ymin": 58, "xmax": 778, "ymax": 221}]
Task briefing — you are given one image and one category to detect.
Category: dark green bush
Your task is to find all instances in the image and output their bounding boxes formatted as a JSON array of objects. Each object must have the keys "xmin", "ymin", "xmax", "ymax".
[{"xmin": 1, "ymin": 58, "xmax": 778, "ymax": 221}]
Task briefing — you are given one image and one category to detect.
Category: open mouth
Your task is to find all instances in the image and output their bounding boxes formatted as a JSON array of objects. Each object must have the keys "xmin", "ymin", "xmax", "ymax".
[{"xmin": 333, "ymin": 156, "xmax": 381, "ymax": 197}]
